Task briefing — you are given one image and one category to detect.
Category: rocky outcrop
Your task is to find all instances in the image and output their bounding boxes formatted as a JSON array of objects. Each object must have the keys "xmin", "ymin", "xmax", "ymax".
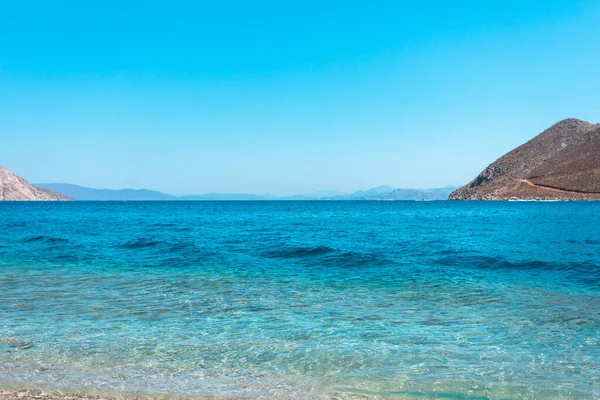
[
  {"xmin": 449, "ymin": 119, "xmax": 600, "ymax": 200},
  {"xmin": 0, "ymin": 166, "xmax": 71, "ymax": 201}
]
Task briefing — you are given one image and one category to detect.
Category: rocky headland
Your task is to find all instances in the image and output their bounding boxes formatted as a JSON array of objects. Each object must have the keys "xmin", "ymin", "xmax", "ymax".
[
  {"xmin": 449, "ymin": 118, "xmax": 600, "ymax": 200},
  {"xmin": 0, "ymin": 166, "xmax": 71, "ymax": 201}
]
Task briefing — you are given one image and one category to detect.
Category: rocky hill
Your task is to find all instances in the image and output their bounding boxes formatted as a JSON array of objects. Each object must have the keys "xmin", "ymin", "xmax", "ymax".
[
  {"xmin": 449, "ymin": 119, "xmax": 600, "ymax": 200},
  {"xmin": 0, "ymin": 166, "xmax": 71, "ymax": 201}
]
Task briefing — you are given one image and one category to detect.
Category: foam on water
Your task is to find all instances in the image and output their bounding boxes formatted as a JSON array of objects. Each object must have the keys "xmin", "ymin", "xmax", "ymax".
[{"xmin": 0, "ymin": 201, "xmax": 599, "ymax": 399}]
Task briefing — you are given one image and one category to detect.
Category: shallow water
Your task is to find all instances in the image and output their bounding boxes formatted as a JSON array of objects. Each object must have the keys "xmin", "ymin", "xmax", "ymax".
[{"xmin": 0, "ymin": 201, "xmax": 599, "ymax": 399}]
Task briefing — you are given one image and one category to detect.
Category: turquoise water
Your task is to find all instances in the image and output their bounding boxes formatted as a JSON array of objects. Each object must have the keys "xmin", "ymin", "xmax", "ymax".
[{"xmin": 0, "ymin": 201, "xmax": 599, "ymax": 399}]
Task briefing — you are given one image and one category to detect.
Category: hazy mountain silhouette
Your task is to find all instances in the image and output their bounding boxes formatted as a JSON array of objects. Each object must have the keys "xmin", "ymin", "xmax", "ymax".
[
  {"xmin": 35, "ymin": 183, "xmax": 176, "ymax": 201},
  {"xmin": 35, "ymin": 183, "xmax": 455, "ymax": 201}
]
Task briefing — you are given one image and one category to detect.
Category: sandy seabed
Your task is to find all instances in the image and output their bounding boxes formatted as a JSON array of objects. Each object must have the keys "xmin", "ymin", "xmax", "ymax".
[
  {"xmin": 0, "ymin": 387, "xmax": 375, "ymax": 400},
  {"xmin": 0, "ymin": 388, "xmax": 223, "ymax": 400}
]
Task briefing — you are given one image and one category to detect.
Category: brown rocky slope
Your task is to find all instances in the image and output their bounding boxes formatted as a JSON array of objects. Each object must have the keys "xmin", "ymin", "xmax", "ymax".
[
  {"xmin": 0, "ymin": 166, "xmax": 71, "ymax": 201},
  {"xmin": 449, "ymin": 119, "xmax": 600, "ymax": 200}
]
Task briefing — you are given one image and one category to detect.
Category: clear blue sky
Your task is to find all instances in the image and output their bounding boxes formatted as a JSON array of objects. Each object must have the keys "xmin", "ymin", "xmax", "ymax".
[{"xmin": 1, "ymin": 0, "xmax": 599, "ymax": 195}]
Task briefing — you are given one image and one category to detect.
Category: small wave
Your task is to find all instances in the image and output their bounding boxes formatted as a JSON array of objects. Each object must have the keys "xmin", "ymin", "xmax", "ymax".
[
  {"xmin": 263, "ymin": 246, "xmax": 335, "ymax": 259},
  {"xmin": 167, "ymin": 242, "xmax": 200, "ymax": 253},
  {"xmin": 118, "ymin": 239, "xmax": 203, "ymax": 263},
  {"xmin": 23, "ymin": 236, "xmax": 45, "ymax": 242},
  {"xmin": 148, "ymin": 225, "xmax": 192, "ymax": 233},
  {"xmin": 319, "ymin": 251, "xmax": 391, "ymax": 268},
  {"xmin": 1, "ymin": 338, "xmax": 35, "ymax": 350},
  {"xmin": 22, "ymin": 236, "xmax": 68, "ymax": 244},
  {"xmin": 436, "ymin": 255, "xmax": 600, "ymax": 289},
  {"xmin": 263, "ymin": 246, "xmax": 392, "ymax": 269},
  {"xmin": 436, "ymin": 255, "xmax": 599, "ymax": 273},
  {"xmin": 120, "ymin": 238, "xmax": 161, "ymax": 249}
]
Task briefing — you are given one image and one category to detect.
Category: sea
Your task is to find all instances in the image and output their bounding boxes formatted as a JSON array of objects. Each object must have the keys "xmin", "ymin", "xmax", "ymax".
[{"xmin": 0, "ymin": 201, "xmax": 599, "ymax": 399}]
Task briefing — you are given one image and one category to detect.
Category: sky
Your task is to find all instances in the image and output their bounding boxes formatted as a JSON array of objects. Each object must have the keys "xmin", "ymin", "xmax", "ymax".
[{"xmin": 1, "ymin": 0, "xmax": 599, "ymax": 195}]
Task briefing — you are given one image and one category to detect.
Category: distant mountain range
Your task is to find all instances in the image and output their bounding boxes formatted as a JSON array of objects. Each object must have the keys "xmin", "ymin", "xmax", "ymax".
[
  {"xmin": 450, "ymin": 118, "xmax": 600, "ymax": 200},
  {"xmin": 365, "ymin": 187, "xmax": 459, "ymax": 201},
  {"xmin": 34, "ymin": 183, "xmax": 456, "ymax": 201},
  {"xmin": 32, "ymin": 183, "xmax": 176, "ymax": 201}
]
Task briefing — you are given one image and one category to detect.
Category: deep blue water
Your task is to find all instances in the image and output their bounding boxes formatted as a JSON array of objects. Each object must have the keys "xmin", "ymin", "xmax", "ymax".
[{"xmin": 0, "ymin": 201, "xmax": 599, "ymax": 399}]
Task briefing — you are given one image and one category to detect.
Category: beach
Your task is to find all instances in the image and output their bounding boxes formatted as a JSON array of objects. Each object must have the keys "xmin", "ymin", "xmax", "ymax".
[
  {"xmin": 0, "ymin": 388, "xmax": 155, "ymax": 400},
  {"xmin": 0, "ymin": 387, "xmax": 373, "ymax": 400},
  {"xmin": 0, "ymin": 388, "xmax": 225, "ymax": 400}
]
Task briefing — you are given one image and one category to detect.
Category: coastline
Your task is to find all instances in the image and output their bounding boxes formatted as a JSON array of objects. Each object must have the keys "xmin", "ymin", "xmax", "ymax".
[
  {"xmin": 0, "ymin": 383, "xmax": 375, "ymax": 400},
  {"xmin": 0, "ymin": 385, "xmax": 228, "ymax": 400}
]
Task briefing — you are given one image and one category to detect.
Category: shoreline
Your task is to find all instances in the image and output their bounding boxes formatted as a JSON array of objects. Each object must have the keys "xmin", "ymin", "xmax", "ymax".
[
  {"xmin": 0, "ymin": 383, "xmax": 227, "ymax": 400},
  {"xmin": 0, "ymin": 383, "xmax": 375, "ymax": 400}
]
